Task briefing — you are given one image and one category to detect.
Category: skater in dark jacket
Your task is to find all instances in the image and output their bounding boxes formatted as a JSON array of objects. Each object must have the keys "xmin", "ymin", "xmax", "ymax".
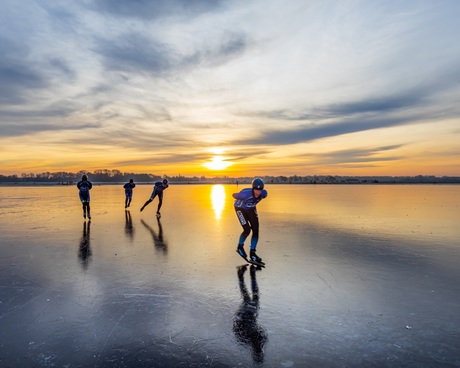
[
  {"xmin": 77, "ymin": 174, "xmax": 93, "ymax": 219},
  {"xmin": 233, "ymin": 178, "xmax": 268, "ymax": 264},
  {"xmin": 140, "ymin": 179, "xmax": 169, "ymax": 216},
  {"xmin": 123, "ymin": 179, "xmax": 136, "ymax": 208}
]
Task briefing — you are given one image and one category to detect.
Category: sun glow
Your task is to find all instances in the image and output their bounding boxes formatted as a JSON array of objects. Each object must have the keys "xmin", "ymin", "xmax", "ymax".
[{"xmin": 204, "ymin": 156, "xmax": 233, "ymax": 171}]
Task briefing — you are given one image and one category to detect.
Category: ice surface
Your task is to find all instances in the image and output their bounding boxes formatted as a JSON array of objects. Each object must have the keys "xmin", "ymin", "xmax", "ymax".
[{"xmin": 0, "ymin": 184, "xmax": 459, "ymax": 367}]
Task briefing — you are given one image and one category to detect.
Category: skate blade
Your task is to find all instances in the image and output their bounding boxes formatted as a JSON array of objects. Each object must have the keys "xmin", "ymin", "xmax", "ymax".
[{"xmin": 248, "ymin": 260, "xmax": 265, "ymax": 268}]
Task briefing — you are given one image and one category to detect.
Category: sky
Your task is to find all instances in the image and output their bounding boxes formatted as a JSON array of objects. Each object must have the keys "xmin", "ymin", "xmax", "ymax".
[{"xmin": 1, "ymin": 0, "xmax": 460, "ymax": 177}]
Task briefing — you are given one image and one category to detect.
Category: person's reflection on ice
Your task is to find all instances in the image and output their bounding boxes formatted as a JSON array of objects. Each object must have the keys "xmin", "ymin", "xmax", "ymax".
[
  {"xmin": 124, "ymin": 210, "xmax": 135, "ymax": 242},
  {"xmin": 233, "ymin": 265, "xmax": 267, "ymax": 363},
  {"xmin": 141, "ymin": 217, "xmax": 168, "ymax": 254},
  {"xmin": 78, "ymin": 221, "xmax": 92, "ymax": 269}
]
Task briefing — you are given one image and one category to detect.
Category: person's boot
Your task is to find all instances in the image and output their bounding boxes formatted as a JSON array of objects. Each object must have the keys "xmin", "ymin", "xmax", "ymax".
[
  {"xmin": 236, "ymin": 245, "xmax": 247, "ymax": 260},
  {"xmin": 250, "ymin": 250, "xmax": 263, "ymax": 264}
]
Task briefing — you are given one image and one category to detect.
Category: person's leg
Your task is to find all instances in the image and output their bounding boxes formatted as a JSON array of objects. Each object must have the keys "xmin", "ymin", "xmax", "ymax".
[
  {"xmin": 156, "ymin": 197, "xmax": 163, "ymax": 214},
  {"xmin": 141, "ymin": 190, "xmax": 156, "ymax": 212},
  {"xmin": 80, "ymin": 194, "xmax": 87, "ymax": 218},
  {"xmin": 247, "ymin": 209, "xmax": 263, "ymax": 263},
  {"xmin": 235, "ymin": 209, "xmax": 251, "ymax": 258},
  {"xmin": 86, "ymin": 193, "xmax": 91, "ymax": 219},
  {"xmin": 247, "ymin": 209, "xmax": 259, "ymax": 251},
  {"xmin": 140, "ymin": 198, "xmax": 152, "ymax": 212}
]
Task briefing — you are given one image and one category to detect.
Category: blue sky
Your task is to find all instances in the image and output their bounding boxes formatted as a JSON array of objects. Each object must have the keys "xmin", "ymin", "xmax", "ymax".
[{"xmin": 1, "ymin": 0, "xmax": 459, "ymax": 176}]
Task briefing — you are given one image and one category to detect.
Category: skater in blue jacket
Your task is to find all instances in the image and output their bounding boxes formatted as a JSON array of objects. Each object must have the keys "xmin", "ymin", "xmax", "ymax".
[
  {"xmin": 233, "ymin": 178, "xmax": 268, "ymax": 264},
  {"xmin": 140, "ymin": 179, "xmax": 169, "ymax": 216},
  {"xmin": 123, "ymin": 179, "xmax": 136, "ymax": 208},
  {"xmin": 77, "ymin": 174, "xmax": 93, "ymax": 219}
]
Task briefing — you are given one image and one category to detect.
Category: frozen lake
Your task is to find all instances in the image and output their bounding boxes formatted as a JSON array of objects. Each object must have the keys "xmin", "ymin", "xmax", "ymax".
[{"xmin": 1, "ymin": 184, "xmax": 459, "ymax": 367}]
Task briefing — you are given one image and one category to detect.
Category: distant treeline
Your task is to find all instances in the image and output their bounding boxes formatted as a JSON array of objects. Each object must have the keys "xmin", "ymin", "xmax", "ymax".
[
  {"xmin": 0, "ymin": 170, "xmax": 163, "ymax": 183},
  {"xmin": 1, "ymin": 170, "xmax": 460, "ymax": 184}
]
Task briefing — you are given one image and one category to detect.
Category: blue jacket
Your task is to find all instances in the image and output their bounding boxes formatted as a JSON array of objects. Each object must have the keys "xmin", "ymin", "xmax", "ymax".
[
  {"xmin": 77, "ymin": 180, "xmax": 92, "ymax": 194},
  {"xmin": 123, "ymin": 182, "xmax": 136, "ymax": 194},
  {"xmin": 233, "ymin": 188, "xmax": 268, "ymax": 209},
  {"xmin": 151, "ymin": 181, "xmax": 169, "ymax": 199},
  {"xmin": 153, "ymin": 181, "xmax": 168, "ymax": 193}
]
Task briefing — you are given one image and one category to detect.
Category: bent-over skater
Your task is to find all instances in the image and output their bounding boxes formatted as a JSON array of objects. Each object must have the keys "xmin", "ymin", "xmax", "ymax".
[
  {"xmin": 140, "ymin": 179, "xmax": 169, "ymax": 216},
  {"xmin": 233, "ymin": 178, "xmax": 268, "ymax": 264}
]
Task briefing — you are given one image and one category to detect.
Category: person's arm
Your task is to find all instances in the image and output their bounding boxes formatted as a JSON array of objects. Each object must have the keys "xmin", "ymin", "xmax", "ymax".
[
  {"xmin": 233, "ymin": 188, "xmax": 252, "ymax": 200},
  {"xmin": 261, "ymin": 189, "xmax": 268, "ymax": 198}
]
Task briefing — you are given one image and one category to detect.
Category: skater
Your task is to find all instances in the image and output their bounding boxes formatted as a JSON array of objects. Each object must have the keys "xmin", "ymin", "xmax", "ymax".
[
  {"xmin": 233, "ymin": 178, "xmax": 268, "ymax": 264},
  {"xmin": 77, "ymin": 174, "xmax": 93, "ymax": 219},
  {"xmin": 123, "ymin": 179, "xmax": 136, "ymax": 208},
  {"xmin": 140, "ymin": 179, "xmax": 169, "ymax": 216}
]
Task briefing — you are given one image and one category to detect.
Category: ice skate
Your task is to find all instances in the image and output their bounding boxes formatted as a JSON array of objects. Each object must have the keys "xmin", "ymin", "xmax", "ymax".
[
  {"xmin": 250, "ymin": 250, "xmax": 265, "ymax": 266},
  {"xmin": 236, "ymin": 245, "xmax": 248, "ymax": 261}
]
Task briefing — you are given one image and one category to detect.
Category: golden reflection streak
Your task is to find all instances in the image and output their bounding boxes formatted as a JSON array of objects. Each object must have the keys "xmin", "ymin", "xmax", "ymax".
[{"xmin": 211, "ymin": 185, "xmax": 226, "ymax": 220}]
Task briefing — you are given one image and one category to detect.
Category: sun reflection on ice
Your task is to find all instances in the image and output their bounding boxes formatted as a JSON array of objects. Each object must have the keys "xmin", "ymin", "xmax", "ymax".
[{"xmin": 211, "ymin": 185, "xmax": 226, "ymax": 220}]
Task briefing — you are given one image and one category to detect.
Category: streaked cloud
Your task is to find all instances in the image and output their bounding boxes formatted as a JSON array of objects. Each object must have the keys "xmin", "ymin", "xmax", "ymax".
[
  {"xmin": 301, "ymin": 145, "xmax": 404, "ymax": 165},
  {"xmin": 1, "ymin": 122, "xmax": 100, "ymax": 138},
  {"xmin": 0, "ymin": 38, "xmax": 48, "ymax": 104},
  {"xmin": 87, "ymin": 0, "xmax": 226, "ymax": 20}
]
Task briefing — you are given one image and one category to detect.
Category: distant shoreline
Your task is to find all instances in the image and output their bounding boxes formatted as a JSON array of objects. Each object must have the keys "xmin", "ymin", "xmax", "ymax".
[
  {"xmin": 1, "ymin": 180, "xmax": 459, "ymax": 187},
  {"xmin": 3, "ymin": 172, "xmax": 459, "ymax": 186}
]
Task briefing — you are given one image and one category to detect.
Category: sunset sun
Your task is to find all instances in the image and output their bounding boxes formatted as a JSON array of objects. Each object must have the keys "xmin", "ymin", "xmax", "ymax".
[{"xmin": 204, "ymin": 156, "xmax": 232, "ymax": 171}]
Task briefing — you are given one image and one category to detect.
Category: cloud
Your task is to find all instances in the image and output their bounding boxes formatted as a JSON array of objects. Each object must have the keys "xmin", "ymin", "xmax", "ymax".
[
  {"xmin": 113, "ymin": 146, "xmax": 272, "ymax": 168},
  {"xmin": 234, "ymin": 80, "xmax": 460, "ymax": 146},
  {"xmin": 48, "ymin": 57, "xmax": 76, "ymax": 79},
  {"xmin": 0, "ymin": 102, "xmax": 79, "ymax": 119},
  {"xmin": 182, "ymin": 32, "xmax": 249, "ymax": 69},
  {"xmin": 87, "ymin": 0, "xmax": 226, "ymax": 20},
  {"xmin": 95, "ymin": 33, "xmax": 175, "ymax": 76},
  {"xmin": 323, "ymin": 95, "xmax": 424, "ymax": 117},
  {"xmin": 114, "ymin": 152, "xmax": 210, "ymax": 167},
  {"xmin": 0, "ymin": 37, "xmax": 48, "ymax": 105},
  {"xmin": 301, "ymin": 145, "xmax": 405, "ymax": 166},
  {"xmin": 235, "ymin": 115, "xmax": 410, "ymax": 146},
  {"xmin": 1, "ymin": 122, "xmax": 100, "ymax": 137},
  {"xmin": 95, "ymin": 31, "xmax": 248, "ymax": 76}
]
